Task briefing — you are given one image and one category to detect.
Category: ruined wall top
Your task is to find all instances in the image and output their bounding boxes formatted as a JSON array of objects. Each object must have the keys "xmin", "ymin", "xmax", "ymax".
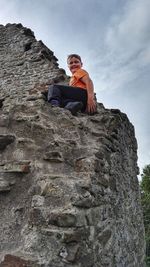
[{"xmin": 0, "ymin": 23, "xmax": 67, "ymax": 101}]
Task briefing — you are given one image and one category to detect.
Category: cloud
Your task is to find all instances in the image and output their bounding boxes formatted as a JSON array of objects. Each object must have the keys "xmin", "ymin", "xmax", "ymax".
[
  {"xmin": 106, "ymin": 0, "xmax": 150, "ymax": 55},
  {"xmin": 93, "ymin": 0, "xmax": 150, "ymax": 93}
]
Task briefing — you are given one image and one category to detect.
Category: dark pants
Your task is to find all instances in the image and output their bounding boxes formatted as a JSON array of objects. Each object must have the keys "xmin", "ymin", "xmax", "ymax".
[{"xmin": 48, "ymin": 84, "xmax": 87, "ymax": 111}]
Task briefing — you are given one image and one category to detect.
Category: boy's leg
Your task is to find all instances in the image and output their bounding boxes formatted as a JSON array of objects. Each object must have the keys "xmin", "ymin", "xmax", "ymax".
[
  {"xmin": 48, "ymin": 84, "xmax": 63, "ymax": 106},
  {"xmin": 60, "ymin": 85, "xmax": 87, "ymax": 111},
  {"xmin": 64, "ymin": 101, "xmax": 83, "ymax": 115},
  {"xmin": 48, "ymin": 84, "xmax": 87, "ymax": 111}
]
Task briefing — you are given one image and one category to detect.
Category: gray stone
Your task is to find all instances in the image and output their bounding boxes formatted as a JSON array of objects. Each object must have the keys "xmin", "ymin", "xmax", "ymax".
[
  {"xmin": 0, "ymin": 161, "xmax": 30, "ymax": 173},
  {"xmin": 0, "ymin": 135, "xmax": 15, "ymax": 151},
  {"xmin": 0, "ymin": 254, "xmax": 37, "ymax": 267},
  {"xmin": 48, "ymin": 212, "xmax": 77, "ymax": 227},
  {"xmin": 59, "ymin": 243, "xmax": 80, "ymax": 263},
  {"xmin": 0, "ymin": 179, "xmax": 10, "ymax": 192},
  {"xmin": 43, "ymin": 151, "xmax": 64, "ymax": 162}
]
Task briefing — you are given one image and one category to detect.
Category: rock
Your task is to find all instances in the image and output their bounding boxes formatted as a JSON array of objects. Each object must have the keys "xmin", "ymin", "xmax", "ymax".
[
  {"xmin": 0, "ymin": 135, "xmax": 15, "ymax": 151},
  {"xmin": 61, "ymin": 228, "xmax": 89, "ymax": 243},
  {"xmin": 59, "ymin": 243, "xmax": 80, "ymax": 263},
  {"xmin": 0, "ymin": 162, "xmax": 30, "ymax": 173},
  {"xmin": 48, "ymin": 212, "xmax": 77, "ymax": 227},
  {"xmin": 0, "ymin": 254, "xmax": 35, "ymax": 267},
  {"xmin": 97, "ymin": 229, "xmax": 112, "ymax": 247},
  {"xmin": 31, "ymin": 195, "xmax": 45, "ymax": 207},
  {"xmin": 43, "ymin": 151, "xmax": 64, "ymax": 162},
  {"xmin": 0, "ymin": 179, "xmax": 10, "ymax": 192},
  {"xmin": 28, "ymin": 208, "xmax": 46, "ymax": 226}
]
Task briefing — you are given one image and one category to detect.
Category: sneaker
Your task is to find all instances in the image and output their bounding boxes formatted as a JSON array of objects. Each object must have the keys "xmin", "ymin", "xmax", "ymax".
[
  {"xmin": 50, "ymin": 99, "xmax": 60, "ymax": 107},
  {"xmin": 65, "ymin": 101, "xmax": 83, "ymax": 116}
]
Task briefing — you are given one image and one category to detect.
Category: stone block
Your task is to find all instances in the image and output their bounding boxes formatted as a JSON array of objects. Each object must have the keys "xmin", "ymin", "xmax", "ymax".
[
  {"xmin": 0, "ymin": 161, "xmax": 30, "ymax": 173},
  {"xmin": 97, "ymin": 229, "xmax": 112, "ymax": 247},
  {"xmin": 0, "ymin": 254, "xmax": 35, "ymax": 267},
  {"xmin": 43, "ymin": 151, "xmax": 63, "ymax": 162},
  {"xmin": 75, "ymin": 157, "xmax": 95, "ymax": 172},
  {"xmin": 0, "ymin": 134, "xmax": 15, "ymax": 151},
  {"xmin": 72, "ymin": 190, "xmax": 95, "ymax": 208},
  {"xmin": 59, "ymin": 243, "xmax": 80, "ymax": 263},
  {"xmin": 31, "ymin": 195, "xmax": 45, "ymax": 207},
  {"xmin": 28, "ymin": 208, "xmax": 46, "ymax": 226},
  {"xmin": 96, "ymin": 174, "xmax": 109, "ymax": 188},
  {"xmin": 61, "ymin": 228, "xmax": 89, "ymax": 243},
  {"xmin": 0, "ymin": 179, "xmax": 10, "ymax": 192},
  {"xmin": 0, "ymin": 115, "xmax": 9, "ymax": 127},
  {"xmin": 48, "ymin": 212, "xmax": 77, "ymax": 227},
  {"xmin": 40, "ymin": 182, "xmax": 61, "ymax": 196}
]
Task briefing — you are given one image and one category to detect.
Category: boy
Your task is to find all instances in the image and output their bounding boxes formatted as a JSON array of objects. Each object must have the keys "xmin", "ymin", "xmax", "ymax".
[{"xmin": 48, "ymin": 54, "xmax": 97, "ymax": 115}]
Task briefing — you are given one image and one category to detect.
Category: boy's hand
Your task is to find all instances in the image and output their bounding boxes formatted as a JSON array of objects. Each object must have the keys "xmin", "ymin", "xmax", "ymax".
[
  {"xmin": 80, "ymin": 75, "xmax": 97, "ymax": 114},
  {"xmin": 87, "ymin": 97, "xmax": 97, "ymax": 114}
]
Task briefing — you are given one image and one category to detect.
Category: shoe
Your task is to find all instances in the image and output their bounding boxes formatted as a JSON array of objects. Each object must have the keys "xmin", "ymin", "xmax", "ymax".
[
  {"xmin": 65, "ymin": 101, "xmax": 83, "ymax": 116},
  {"xmin": 41, "ymin": 91, "xmax": 48, "ymax": 101},
  {"xmin": 50, "ymin": 99, "xmax": 60, "ymax": 107}
]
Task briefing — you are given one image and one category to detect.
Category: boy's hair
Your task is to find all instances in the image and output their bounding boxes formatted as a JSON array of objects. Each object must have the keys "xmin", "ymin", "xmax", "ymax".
[{"xmin": 67, "ymin": 54, "xmax": 82, "ymax": 63}]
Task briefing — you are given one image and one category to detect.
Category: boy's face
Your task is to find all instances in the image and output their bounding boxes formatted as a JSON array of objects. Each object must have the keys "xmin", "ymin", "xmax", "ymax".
[{"xmin": 67, "ymin": 57, "xmax": 82, "ymax": 74}]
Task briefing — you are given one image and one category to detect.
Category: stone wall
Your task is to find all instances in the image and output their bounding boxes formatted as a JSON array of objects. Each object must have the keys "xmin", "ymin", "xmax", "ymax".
[
  {"xmin": 0, "ymin": 24, "xmax": 145, "ymax": 267},
  {"xmin": 0, "ymin": 23, "xmax": 67, "ymax": 104}
]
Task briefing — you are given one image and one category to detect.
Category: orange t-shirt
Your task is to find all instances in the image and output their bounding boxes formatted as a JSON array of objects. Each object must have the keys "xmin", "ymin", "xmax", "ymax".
[{"xmin": 69, "ymin": 69, "xmax": 88, "ymax": 90}]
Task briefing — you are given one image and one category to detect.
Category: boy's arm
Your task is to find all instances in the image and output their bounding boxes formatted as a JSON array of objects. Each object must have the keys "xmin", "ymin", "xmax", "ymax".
[{"xmin": 80, "ymin": 75, "xmax": 97, "ymax": 114}]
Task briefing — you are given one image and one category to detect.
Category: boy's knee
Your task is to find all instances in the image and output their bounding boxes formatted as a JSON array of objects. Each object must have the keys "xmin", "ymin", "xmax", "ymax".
[
  {"xmin": 48, "ymin": 85, "xmax": 54, "ymax": 101},
  {"xmin": 48, "ymin": 84, "xmax": 55, "ymax": 91}
]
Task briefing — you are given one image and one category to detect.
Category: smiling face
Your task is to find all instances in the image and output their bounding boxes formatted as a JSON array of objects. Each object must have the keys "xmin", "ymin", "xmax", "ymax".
[{"xmin": 67, "ymin": 56, "xmax": 83, "ymax": 74}]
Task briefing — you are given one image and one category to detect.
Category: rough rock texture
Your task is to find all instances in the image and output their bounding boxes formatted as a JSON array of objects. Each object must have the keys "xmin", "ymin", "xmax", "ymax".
[{"xmin": 0, "ymin": 23, "xmax": 145, "ymax": 267}]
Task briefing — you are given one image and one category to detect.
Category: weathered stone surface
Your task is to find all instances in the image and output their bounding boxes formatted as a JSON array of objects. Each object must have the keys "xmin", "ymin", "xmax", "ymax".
[
  {"xmin": 0, "ymin": 23, "xmax": 145, "ymax": 267},
  {"xmin": 43, "ymin": 151, "xmax": 64, "ymax": 162},
  {"xmin": 59, "ymin": 243, "xmax": 80, "ymax": 263},
  {"xmin": 0, "ymin": 254, "xmax": 36, "ymax": 267},
  {"xmin": 0, "ymin": 135, "xmax": 15, "ymax": 151},
  {"xmin": 48, "ymin": 212, "xmax": 77, "ymax": 227},
  {"xmin": 0, "ymin": 179, "xmax": 10, "ymax": 192},
  {"xmin": 0, "ymin": 161, "xmax": 30, "ymax": 173}
]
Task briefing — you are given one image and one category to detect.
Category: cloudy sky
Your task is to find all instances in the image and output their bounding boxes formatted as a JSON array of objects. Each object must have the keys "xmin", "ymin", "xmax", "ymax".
[{"xmin": 0, "ymin": 0, "xmax": 150, "ymax": 176}]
